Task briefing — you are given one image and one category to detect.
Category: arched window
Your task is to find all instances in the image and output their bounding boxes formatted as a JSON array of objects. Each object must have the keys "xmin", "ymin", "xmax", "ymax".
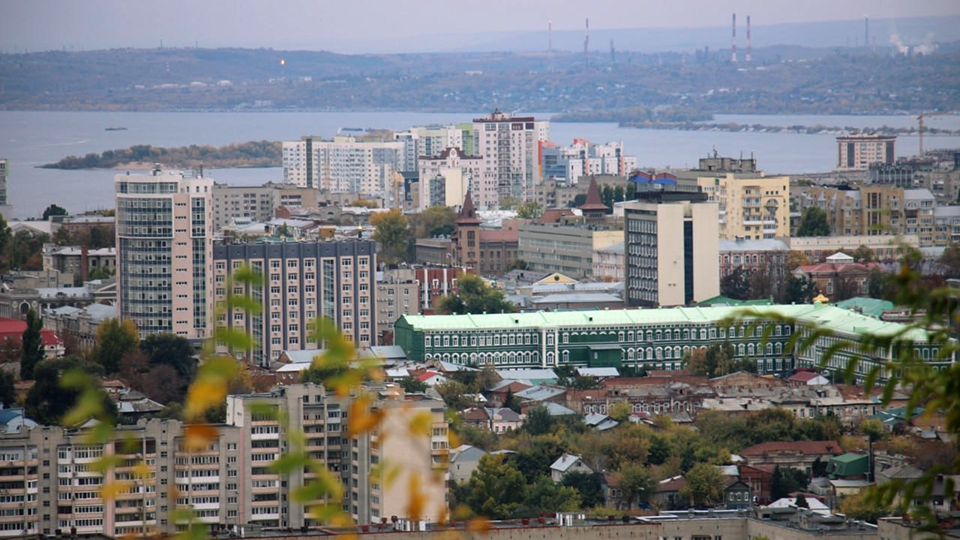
[
  {"xmin": 452, "ymin": 335, "xmax": 459, "ymax": 347},
  {"xmin": 683, "ymin": 329, "xmax": 690, "ymax": 340},
  {"xmin": 646, "ymin": 330, "xmax": 653, "ymax": 342},
  {"xmin": 656, "ymin": 330, "xmax": 662, "ymax": 341},
  {"xmin": 562, "ymin": 350, "xmax": 570, "ymax": 363},
  {"xmin": 664, "ymin": 347, "xmax": 672, "ymax": 359},
  {"xmin": 700, "ymin": 329, "xmax": 707, "ymax": 340},
  {"xmin": 547, "ymin": 352, "xmax": 555, "ymax": 364},
  {"xmin": 628, "ymin": 348, "xmax": 635, "ymax": 360},
  {"xmin": 665, "ymin": 329, "xmax": 672, "ymax": 340},
  {"xmin": 619, "ymin": 331, "xmax": 625, "ymax": 342},
  {"xmin": 766, "ymin": 343, "xmax": 773, "ymax": 355},
  {"xmin": 775, "ymin": 343, "xmax": 783, "ymax": 355},
  {"xmin": 674, "ymin": 346, "xmax": 682, "ymax": 359},
  {"xmin": 628, "ymin": 331, "xmax": 634, "ymax": 342},
  {"xmin": 748, "ymin": 343, "xmax": 755, "ymax": 356},
  {"xmin": 646, "ymin": 347, "xmax": 654, "ymax": 360},
  {"xmin": 738, "ymin": 344, "xmax": 745, "ymax": 356},
  {"xmin": 656, "ymin": 347, "xmax": 663, "ymax": 359}
]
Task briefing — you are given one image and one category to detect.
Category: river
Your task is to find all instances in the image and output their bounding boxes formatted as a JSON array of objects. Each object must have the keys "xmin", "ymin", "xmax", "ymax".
[{"xmin": 3, "ymin": 111, "xmax": 959, "ymax": 219}]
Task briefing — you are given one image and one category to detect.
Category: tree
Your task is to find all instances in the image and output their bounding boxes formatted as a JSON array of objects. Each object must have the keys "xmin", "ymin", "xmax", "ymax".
[
  {"xmin": 771, "ymin": 465, "xmax": 809, "ymax": 500},
  {"xmin": 867, "ymin": 268, "xmax": 887, "ymax": 299},
  {"xmin": 25, "ymin": 356, "xmax": 113, "ymax": 426},
  {"xmin": 0, "ymin": 370, "xmax": 15, "ymax": 408},
  {"xmin": 437, "ymin": 274, "xmax": 515, "ymax": 315},
  {"xmin": 796, "ymin": 207, "xmax": 831, "ymax": 237},
  {"xmin": 399, "ymin": 376, "xmax": 428, "ymax": 394},
  {"xmin": 795, "ymin": 493, "xmax": 809, "ymax": 508},
  {"xmin": 20, "ymin": 308, "xmax": 44, "ymax": 380},
  {"xmin": 522, "ymin": 405, "xmax": 555, "ymax": 436},
  {"xmin": 6, "ymin": 229, "xmax": 49, "ymax": 270},
  {"xmin": 785, "ymin": 251, "xmax": 811, "ymax": 273},
  {"xmin": 680, "ymin": 463, "xmax": 725, "ymax": 508},
  {"xmin": 467, "ymin": 454, "xmax": 527, "ymax": 519},
  {"xmin": 95, "ymin": 318, "xmax": 139, "ymax": 374},
  {"xmin": 720, "ymin": 267, "xmax": 752, "ymax": 300},
  {"xmin": 838, "ymin": 493, "xmax": 886, "ymax": 523},
  {"xmin": 567, "ymin": 194, "xmax": 587, "ymax": 208},
  {"xmin": 617, "ymin": 462, "xmax": 655, "ymax": 509},
  {"xmin": 499, "ymin": 196, "xmax": 520, "ymax": 210},
  {"xmin": 411, "ymin": 206, "xmax": 455, "ymax": 239},
  {"xmin": 562, "ymin": 471, "xmax": 604, "ymax": 509},
  {"xmin": 138, "ymin": 333, "xmax": 197, "ymax": 403},
  {"xmin": 515, "ymin": 201, "xmax": 544, "ymax": 220},
  {"xmin": 0, "ymin": 214, "xmax": 10, "ymax": 268},
  {"xmin": 521, "ymin": 476, "xmax": 581, "ymax": 516},
  {"xmin": 852, "ymin": 245, "xmax": 877, "ymax": 263},
  {"xmin": 42, "ymin": 204, "xmax": 68, "ymax": 221},
  {"xmin": 939, "ymin": 243, "xmax": 960, "ymax": 279},
  {"xmin": 785, "ymin": 275, "xmax": 818, "ymax": 304},
  {"xmin": 370, "ymin": 208, "xmax": 410, "ymax": 264}
]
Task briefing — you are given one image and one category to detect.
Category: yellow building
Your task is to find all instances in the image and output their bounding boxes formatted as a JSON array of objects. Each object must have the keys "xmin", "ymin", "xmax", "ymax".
[{"xmin": 696, "ymin": 173, "xmax": 790, "ymax": 240}]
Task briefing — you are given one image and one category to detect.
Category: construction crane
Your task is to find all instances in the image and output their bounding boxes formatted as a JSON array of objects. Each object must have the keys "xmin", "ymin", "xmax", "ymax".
[{"xmin": 917, "ymin": 111, "xmax": 952, "ymax": 155}]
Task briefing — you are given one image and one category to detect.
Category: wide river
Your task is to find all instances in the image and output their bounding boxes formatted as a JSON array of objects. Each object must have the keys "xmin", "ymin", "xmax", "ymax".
[{"xmin": 3, "ymin": 111, "xmax": 960, "ymax": 219}]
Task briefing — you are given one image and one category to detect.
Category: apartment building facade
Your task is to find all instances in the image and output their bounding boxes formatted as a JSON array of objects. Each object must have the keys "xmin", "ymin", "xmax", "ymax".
[
  {"xmin": 0, "ymin": 158, "xmax": 9, "ymax": 219},
  {"xmin": 417, "ymin": 148, "xmax": 495, "ymax": 209},
  {"xmin": 696, "ymin": 173, "xmax": 790, "ymax": 240},
  {"xmin": 115, "ymin": 169, "xmax": 213, "ymax": 339},
  {"xmin": 541, "ymin": 139, "xmax": 636, "ymax": 184},
  {"xmin": 623, "ymin": 190, "xmax": 719, "ymax": 308},
  {"xmin": 212, "ymin": 240, "xmax": 376, "ymax": 366},
  {"xmin": 836, "ymin": 134, "xmax": 896, "ymax": 171},
  {"xmin": 472, "ymin": 110, "xmax": 549, "ymax": 203},
  {"xmin": 394, "ymin": 124, "xmax": 469, "ymax": 172},
  {"xmin": 282, "ymin": 136, "xmax": 404, "ymax": 198},
  {"xmin": 518, "ymin": 224, "xmax": 623, "ymax": 280},
  {"xmin": 718, "ymin": 238, "xmax": 789, "ymax": 277},
  {"xmin": 211, "ymin": 182, "xmax": 319, "ymax": 231}
]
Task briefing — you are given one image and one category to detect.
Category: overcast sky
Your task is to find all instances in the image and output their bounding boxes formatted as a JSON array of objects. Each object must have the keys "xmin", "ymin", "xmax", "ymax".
[{"xmin": 1, "ymin": 0, "xmax": 958, "ymax": 54}]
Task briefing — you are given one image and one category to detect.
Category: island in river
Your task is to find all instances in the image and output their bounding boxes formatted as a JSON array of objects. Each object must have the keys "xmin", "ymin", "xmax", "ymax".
[{"xmin": 41, "ymin": 140, "xmax": 281, "ymax": 170}]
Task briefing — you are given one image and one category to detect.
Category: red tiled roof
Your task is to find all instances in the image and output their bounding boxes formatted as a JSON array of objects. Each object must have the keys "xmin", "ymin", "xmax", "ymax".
[
  {"xmin": 416, "ymin": 371, "xmax": 442, "ymax": 382},
  {"xmin": 740, "ymin": 440, "xmax": 842, "ymax": 458},
  {"xmin": 0, "ymin": 318, "xmax": 61, "ymax": 347},
  {"xmin": 579, "ymin": 177, "xmax": 609, "ymax": 211}
]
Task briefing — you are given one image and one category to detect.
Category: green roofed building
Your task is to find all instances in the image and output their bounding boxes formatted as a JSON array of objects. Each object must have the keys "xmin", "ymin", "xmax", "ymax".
[
  {"xmin": 826, "ymin": 453, "xmax": 870, "ymax": 479},
  {"xmin": 394, "ymin": 303, "xmax": 951, "ymax": 380}
]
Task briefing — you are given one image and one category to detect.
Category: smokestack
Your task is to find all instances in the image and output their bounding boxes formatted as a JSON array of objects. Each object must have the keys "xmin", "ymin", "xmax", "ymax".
[
  {"xmin": 610, "ymin": 39, "xmax": 615, "ymax": 64},
  {"xmin": 864, "ymin": 15, "xmax": 869, "ymax": 52},
  {"xmin": 584, "ymin": 18, "xmax": 590, "ymax": 67},
  {"xmin": 731, "ymin": 13, "xmax": 738, "ymax": 63},
  {"xmin": 548, "ymin": 19, "xmax": 552, "ymax": 52},
  {"xmin": 746, "ymin": 15, "xmax": 752, "ymax": 62}
]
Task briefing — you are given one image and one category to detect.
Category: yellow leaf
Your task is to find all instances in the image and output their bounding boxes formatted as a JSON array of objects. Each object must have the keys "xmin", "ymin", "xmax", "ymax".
[
  {"xmin": 466, "ymin": 516, "xmax": 491, "ymax": 533},
  {"xmin": 184, "ymin": 378, "xmax": 227, "ymax": 420},
  {"xmin": 184, "ymin": 424, "xmax": 219, "ymax": 451},
  {"xmin": 406, "ymin": 473, "xmax": 426, "ymax": 522},
  {"xmin": 100, "ymin": 479, "xmax": 132, "ymax": 501},
  {"xmin": 408, "ymin": 410, "xmax": 434, "ymax": 437}
]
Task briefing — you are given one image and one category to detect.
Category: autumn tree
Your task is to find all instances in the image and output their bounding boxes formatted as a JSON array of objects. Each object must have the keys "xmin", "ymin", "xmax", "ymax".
[
  {"xmin": 42, "ymin": 204, "xmax": 68, "ymax": 220},
  {"xmin": 26, "ymin": 356, "xmax": 114, "ymax": 426},
  {"xmin": 370, "ymin": 208, "xmax": 410, "ymax": 264},
  {"xmin": 20, "ymin": 308, "xmax": 44, "ymax": 380},
  {"xmin": 515, "ymin": 201, "xmax": 544, "ymax": 220},
  {"xmin": 467, "ymin": 454, "xmax": 527, "ymax": 519},
  {"xmin": 411, "ymin": 205, "xmax": 456, "ymax": 239},
  {"xmin": 437, "ymin": 274, "xmax": 515, "ymax": 314},
  {"xmin": 561, "ymin": 471, "xmax": 604, "ymax": 508},
  {"xmin": 617, "ymin": 462, "xmax": 655, "ymax": 509},
  {"xmin": 680, "ymin": 463, "xmax": 725, "ymax": 508},
  {"xmin": 95, "ymin": 318, "xmax": 139, "ymax": 374}
]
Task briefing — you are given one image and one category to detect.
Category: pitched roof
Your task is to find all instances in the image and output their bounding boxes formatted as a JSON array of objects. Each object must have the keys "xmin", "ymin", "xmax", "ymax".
[
  {"xmin": 740, "ymin": 440, "xmax": 843, "ymax": 458},
  {"xmin": 579, "ymin": 177, "xmax": 609, "ymax": 212},
  {"xmin": 551, "ymin": 453, "xmax": 590, "ymax": 473},
  {"xmin": 456, "ymin": 191, "xmax": 481, "ymax": 225},
  {"xmin": 788, "ymin": 372, "xmax": 822, "ymax": 382}
]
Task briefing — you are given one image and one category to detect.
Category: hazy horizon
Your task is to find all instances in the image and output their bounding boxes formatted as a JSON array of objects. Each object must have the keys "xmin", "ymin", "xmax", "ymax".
[{"xmin": 2, "ymin": 0, "xmax": 959, "ymax": 54}]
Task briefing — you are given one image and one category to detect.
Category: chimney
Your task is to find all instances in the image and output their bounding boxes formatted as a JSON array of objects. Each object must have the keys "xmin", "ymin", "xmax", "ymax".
[
  {"xmin": 746, "ymin": 15, "xmax": 752, "ymax": 62},
  {"xmin": 731, "ymin": 13, "xmax": 738, "ymax": 63},
  {"xmin": 80, "ymin": 246, "xmax": 89, "ymax": 283}
]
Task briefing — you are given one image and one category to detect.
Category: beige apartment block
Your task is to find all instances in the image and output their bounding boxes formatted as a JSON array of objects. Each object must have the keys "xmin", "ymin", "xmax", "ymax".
[
  {"xmin": 696, "ymin": 173, "xmax": 790, "ymax": 240},
  {"xmin": 211, "ymin": 182, "xmax": 319, "ymax": 231},
  {"xmin": 115, "ymin": 169, "xmax": 213, "ymax": 339},
  {"xmin": 836, "ymin": 134, "xmax": 896, "ymax": 171},
  {"xmin": 472, "ymin": 110, "xmax": 549, "ymax": 203},
  {"xmin": 417, "ymin": 148, "xmax": 495, "ymax": 210},
  {"xmin": 282, "ymin": 136, "xmax": 404, "ymax": 198}
]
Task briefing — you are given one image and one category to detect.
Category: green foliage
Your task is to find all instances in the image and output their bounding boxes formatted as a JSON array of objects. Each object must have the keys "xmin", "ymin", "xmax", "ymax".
[
  {"xmin": 838, "ymin": 492, "xmax": 887, "ymax": 523},
  {"xmin": 6, "ymin": 229, "xmax": 49, "ymax": 271},
  {"xmin": 411, "ymin": 205, "xmax": 456, "ymax": 239},
  {"xmin": 720, "ymin": 267, "xmax": 753, "ymax": 300},
  {"xmin": 561, "ymin": 471, "xmax": 604, "ymax": 509},
  {"xmin": 499, "ymin": 196, "xmax": 519, "ymax": 211},
  {"xmin": 796, "ymin": 207, "xmax": 832, "ymax": 237},
  {"xmin": 515, "ymin": 201, "xmax": 544, "ymax": 220},
  {"xmin": 771, "ymin": 465, "xmax": 809, "ymax": 500},
  {"xmin": 867, "ymin": 268, "xmax": 887, "ymax": 299},
  {"xmin": 42, "ymin": 204, "xmax": 68, "ymax": 220},
  {"xmin": 0, "ymin": 370, "xmax": 15, "ymax": 407},
  {"xmin": 26, "ymin": 356, "xmax": 113, "ymax": 425},
  {"xmin": 616, "ymin": 462, "xmax": 655, "ymax": 509},
  {"xmin": 680, "ymin": 463, "xmax": 726, "ymax": 508},
  {"xmin": 939, "ymin": 243, "xmax": 960, "ymax": 279},
  {"xmin": 682, "ymin": 342, "xmax": 739, "ymax": 378},
  {"xmin": 434, "ymin": 380, "xmax": 473, "ymax": 410},
  {"xmin": 137, "ymin": 333, "xmax": 197, "ymax": 403},
  {"xmin": 370, "ymin": 208, "xmax": 410, "ymax": 265},
  {"xmin": 95, "ymin": 318, "xmax": 139, "ymax": 374},
  {"xmin": 399, "ymin": 376, "xmax": 428, "ymax": 394},
  {"xmin": 795, "ymin": 493, "xmax": 809, "ymax": 508},
  {"xmin": 522, "ymin": 405, "xmax": 555, "ymax": 436},
  {"xmin": 785, "ymin": 275, "xmax": 818, "ymax": 304},
  {"xmin": 467, "ymin": 454, "xmax": 527, "ymax": 519},
  {"xmin": 437, "ymin": 274, "xmax": 515, "ymax": 314},
  {"xmin": 520, "ymin": 476, "xmax": 581, "ymax": 516},
  {"xmin": 43, "ymin": 140, "xmax": 282, "ymax": 170},
  {"xmin": 19, "ymin": 308, "xmax": 44, "ymax": 380}
]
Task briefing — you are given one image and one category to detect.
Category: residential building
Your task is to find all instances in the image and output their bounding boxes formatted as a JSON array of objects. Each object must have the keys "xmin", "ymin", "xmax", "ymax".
[
  {"xmin": 535, "ymin": 174, "xmax": 627, "ymax": 210},
  {"xmin": 413, "ymin": 237, "xmax": 453, "ymax": 266},
  {"xmin": 448, "ymin": 445, "xmax": 487, "ymax": 484},
  {"xmin": 211, "ymin": 182, "xmax": 319, "ymax": 231},
  {"xmin": 788, "ymin": 234, "xmax": 918, "ymax": 262},
  {"xmin": 794, "ymin": 252, "xmax": 881, "ymax": 300},
  {"xmin": 740, "ymin": 440, "xmax": 844, "ymax": 477},
  {"xmin": 395, "ymin": 124, "xmax": 468, "ymax": 173},
  {"xmin": 212, "ymin": 239, "xmax": 376, "ymax": 366},
  {"xmin": 592, "ymin": 241, "xmax": 625, "ymax": 281},
  {"xmin": 451, "ymin": 193, "xmax": 519, "ymax": 275},
  {"xmin": 42, "ymin": 244, "xmax": 116, "ymax": 281},
  {"xmin": 472, "ymin": 110, "xmax": 549, "ymax": 202},
  {"xmin": 43, "ymin": 303, "xmax": 117, "ymax": 352},
  {"xmin": 836, "ymin": 134, "xmax": 896, "ymax": 171},
  {"xmin": 282, "ymin": 136, "xmax": 404, "ymax": 198},
  {"xmin": 624, "ymin": 189, "xmax": 719, "ymax": 307},
  {"xmin": 375, "ymin": 267, "xmax": 420, "ymax": 345},
  {"xmin": 540, "ymin": 139, "xmax": 636, "ymax": 184},
  {"xmin": 417, "ymin": 147, "xmax": 495, "ymax": 209},
  {"xmin": 115, "ymin": 168, "xmax": 213, "ymax": 340},
  {"xmin": 225, "ymin": 383, "xmax": 449, "ymax": 526},
  {"xmin": 394, "ymin": 303, "xmax": 953, "ymax": 382},
  {"xmin": 934, "ymin": 206, "xmax": 960, "ymax": 246},
  {"xmin": 718, "ymin": 238, "xmax": 788, "ymax": 278},
  {"xmin": 0, "ymin": 158, "xmax": 9, "ymax": 219},
  {"xmin": 550, "ymin": 453, "xmax": 593, "ymax": 482},
  {"xmin": 0, "ymin": 317, "xmax": 64, "ymax": 358},
  {"xmin": 56, "ymin": 215, "xmax": 115, "ymax": 245}
]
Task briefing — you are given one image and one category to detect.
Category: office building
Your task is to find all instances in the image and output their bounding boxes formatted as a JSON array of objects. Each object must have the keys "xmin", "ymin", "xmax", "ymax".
[
  {"xmin": 541, "ymin": 139, "xmax": 636, "ymax": 184},
  {"xmin": 518, "ymin": 224, "xmax": 622, "ymax": 280},
  {"xmin": 624, "ymin": 189, "xmax": 719, "ymax": 308},
  {"xmin": 417, "ymin": 148, "xmax": 495, "ymax": 209},
  {"xmin": 115, "ymin": 168, "xmax": 213, "ymax": 339},
  {"xmin": 282, "ymin": 136, "xmax": 404, "ymax": 198},
  {"xmin": 395, "ymin": 303, "xmax": 952, "ymax": 382},
  {"xmin": 212, "ymin": 240, "xmax": 376, "ymax": 366},
  {"xmin": 472, "ymin": 110, "xmax": 549, "ymax": 203},
  {"xmin": 836, "ymin": 134, "xmax": 897, "ymax": 171},
  {"xmin": 211, "ymin": 182, "xmax": 319, "ymax": 231},
  {"xmin": 375, "ymin": 267, "xmax": 420, "ymax": 344},
  {"xmin": 0, "ymin": 158, "xmax": 9, "ymax": 219}
]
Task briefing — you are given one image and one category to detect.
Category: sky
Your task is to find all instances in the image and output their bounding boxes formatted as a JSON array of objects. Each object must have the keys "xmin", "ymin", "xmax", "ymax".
[{"xmin": 1, "ymin": 0, "xmax": 959, "ymax": 54}]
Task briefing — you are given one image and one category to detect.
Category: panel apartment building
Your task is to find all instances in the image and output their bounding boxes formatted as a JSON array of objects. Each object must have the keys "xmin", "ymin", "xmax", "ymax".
[
  {"xmin": 212, "ymin": 240, "xmax": 376, "ymax": 366},
  {"xmin": 282, "ymin": 136, "xmax": 404, "ymax": 199},
  {"xmin": 472, "ymin": 110, "xmax": 549, "ymax": 203},
  {"xmin": 0, "ymin": 384, "xmax": 449, "ymax": 537},
  {"xmin": 836, "ymin": 134, "xmax": 896, "ymax": 171},
  {"xmin": 417, "ymin": 147, "xmax": 495, "ymax": 210},
  {"xmin": 624, "ymin": 189, "xmax": 719, "ymax": 308},
  {"xmin": 115, "ymin": 168, "xmax": 213, "ymax": 339}
]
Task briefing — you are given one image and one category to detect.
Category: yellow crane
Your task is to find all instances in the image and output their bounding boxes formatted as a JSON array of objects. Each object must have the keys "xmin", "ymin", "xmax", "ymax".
[{"xmin": 917, "ymin": 111, "xmax": 952, "ymax": 155}]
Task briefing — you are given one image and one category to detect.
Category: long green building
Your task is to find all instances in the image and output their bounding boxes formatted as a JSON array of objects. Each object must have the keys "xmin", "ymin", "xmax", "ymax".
[{"xmin": 394, "ymin": 304, "xmax": 951, "ymax": 381}]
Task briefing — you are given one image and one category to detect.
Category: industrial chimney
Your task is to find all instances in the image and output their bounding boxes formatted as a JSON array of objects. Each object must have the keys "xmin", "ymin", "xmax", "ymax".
[
  {"xmin": 731, "ymin": 13, "xmax": 738, "ymax": 63},
  {"xmin": 746, "ymin": 15, "xmax": 752, "ymax": 62}
]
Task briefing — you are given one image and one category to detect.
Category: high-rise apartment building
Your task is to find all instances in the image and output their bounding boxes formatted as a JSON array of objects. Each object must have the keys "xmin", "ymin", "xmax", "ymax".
[
  {"xmin": 212, "ymin": 240, "xmax": 376, "ymax": 365},
  {"xmin": 115, "ymin": 169, "xmax": 213, "ymax": 339},
  {"xmin": 624, "ymin": 189, "xmax": 719, "ymax": 307},
  {"xmin": 836, "ymin": 134, "xmax": 897, "ymax": 171},
  {"xmin": 211, "ymin": 182, "xmax": 319, "ymax": 231},
  {"xmin": 394, "ymin": 125, "xmax": 468, "ymax": 172},
  {"xmin": 0, "ymin": 158, "xmax": 10, "ymax": 219},
  {"xmin": 541, "ymin": 139, "xmax": 636, "ymax": 184},
  {"xmin": 472, "ymin": 110, "xmax": 549, "ymax": 203},
  {"xmin": 282, "ymin": 136, "xmax": 403, "ymax": 198},
  {"xmin": 417, "ymin": 147, "xmax": 494, "ymax": 209},
  {"xmin": 695, "ymin": 172, "xmax": 790, "ymax": 240}
]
